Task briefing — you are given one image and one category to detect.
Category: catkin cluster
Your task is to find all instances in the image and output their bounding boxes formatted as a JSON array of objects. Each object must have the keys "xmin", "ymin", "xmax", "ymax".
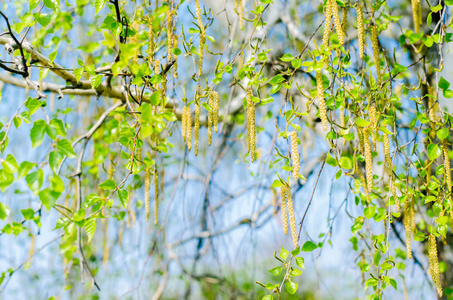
[
  {"xmin": 331, "ymin": 0, "xmax": 344, "ymax": 45},
  {"xmin": 186, "ymin": 106, "xmax": 192, "ymax": 151},
  {"xmin": 213, "ymin": 91, "xmax": 219, "ymax": 133},
  {"xmin": 194, "ymin": 101, "xmax": 200, "ymax": 156},
  {"xmin": 281, "ymin": 185, "xmax": 288, "ymax": 235},
  {"xmin": 282, "ymin": 184, "xmax": 298, "ymax": 248},
  {"xmin": 411, "ymin": 0, "xmax": 422, "ymax": 34},
  {"xmin": 404, "ymin": 199, "xmax": 412, "ymax": 259},
  {"xmin": 429, "ymin": 234, "xmax": 443, "ymax": 297},
  {"xmin": 173, "ymin": 34, "xmax": 178, "ymax": 78},
  {"xmin": 145, "ymin": 168, "xmax": 151, "ymax": 222},
  {"xmin": 364, "ymin": 128, "xmax": 373, "ymax": 193},
  {"xmin": 357, "ymin": 5, "xmax": 364, "ymax": 59},
  {"xmin": 322, "ymin": 0, "xmax": 333, "ymax": 50},
  {"xmin": 291, "ymin": 131, "xmax": 300, "ymax": 182},
  {"xmin": 369, "ymin": 105, "xmax": 377, "ymax": 145},
  {"xmin": 371, "ymin": 25, "xmax": 382, "ymax": 85},
  {"xmin": 148, "ymin": 17, "xmax": 155, "ymax": 68},
  {"xmin": 182, "ymin": 106, "xmax": 187, "ymax": 142},
  {"xmin": 208, "ymin": 93, "xmax": 214, "ymax": 146},
  {"xmin": 154, "ymin": 167, "xmax": 159, "ymax": 225},
  {"xmin": 341, "ymin": 6, "xmax": 348, "ymax": 35},
  {"xmin": 167, "ymin": 10, "xmax": 173, "ymax": 61},
  {"xmin": 246, "ymin": 88, "xmax": 256, "ymax": 162},
  {"xmin": 195, "ymin": 0, "xmax": 206, "ymax": 78},
  {"xmin": 316, "ymin": 72, "xmax": 328, "ymax": 131},
  {"xmin": 442, "ymin": 140, "xmax": 453, "ymax": 229}
]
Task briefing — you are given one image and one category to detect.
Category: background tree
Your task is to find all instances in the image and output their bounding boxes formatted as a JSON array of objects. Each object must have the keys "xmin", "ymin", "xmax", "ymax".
[{"xmin": 0, "ymin": 0, "xmax": 452, "ymax": 299}]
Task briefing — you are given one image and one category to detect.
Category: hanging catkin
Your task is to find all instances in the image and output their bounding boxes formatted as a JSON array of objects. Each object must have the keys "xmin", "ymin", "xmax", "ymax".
[
  {"xmin": 322, "ymin": 0, "xmax": 333, "ymax": 50},
  {"xmin": 148, "ymin": 17, "xmax": 154, "ymax": 68},
  {"xmin": 182, "ymin": 106, "xmax": 187, "ymax": 142},
  {"xmin": 194, "ymin": 101, "xmax": 200, "ymax": 156},
  {"xmin": 286, "ymin": 184, "xmax": 298, "ymax": 249},
  {"xmin": 369, "ymin": 105, "xmax": 377, "ymax": 145},
  {"xmin": 154, "ymin": 167, "xmax": 159, "ymax": 225},
  {"xmin": 442, "ymin": 139, "xmax": 453, "ymax": 230},
  {"xmin": 145, "ymin": 168, "xmax": 151, "ymax": 222},
  {"xmin": 213, "ymin": 91, "xmax": 220, "ymax": 133},
  {"xmin": 371, "ymin": 25, "xmax": 382, "ymax": 85},
  {"xmin": 195, "ymin": 0, "xmax": 205, "ymax": 78},
  {"xmin": 364, "ymin": 128, "xmax": 373, "ymax": 192},
  {"xmin": 281, "ymin": 185, "xmax": 288, "ymax": 235},
  {"xmin": 167, "ymin": 9, "xmax": 173, "ymax": 61},
  {"xmin": 411, "ymin": 0, "xmax": 422, "ymax": 34},
  {"xmin": 404, "ymin": 199, "xmax": 412, "ymax": 259},
  {"xmin": 291, "ymin": 131, "xmax": 300, "ymax": 182},
  {"xmin": 330, "ymin": 0, "xmax": 344, "ymax": 45},
  {"xmin": 316, "ymin": 72, "xmax": 328, "ymax": 131},
  {"xmin": 186, "ymin": 105, "xmax": 192, "ymax": 152},
  {"xmin": 173, "ymin": 34, "xmax": 178, "ymax": 78},
  {"xmin": 341, "ymin": 5, "xmax": 348, "ymax": 36},
  {"xmin": 429, "ymin": 234, "xmax": 443, "ymax": 297},
  {"xmin": 357, "ymin": 5, "xmax": 364, "ymax": 59},
  {"xmin": 239, "ymin": 0, "xmax": 244, "ymax": 30},
  {"xmin": 208, "ymin": 92, "xmax": 214, "ymax": 146},
  {"xmin": 246, "ymin": 88, "xmax": 255, "ymax": 162}
]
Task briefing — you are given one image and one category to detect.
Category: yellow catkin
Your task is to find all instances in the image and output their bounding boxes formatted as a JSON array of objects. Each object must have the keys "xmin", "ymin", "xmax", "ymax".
[
  {"xmin": 148, "ymin": 17, "xmax": 155, "ymax": 68},
  {"xmin": 286, "ymin": 185, "xmax": 298, "ymax": 249},
  {"xmin": 331, "ymin": 0, "xmax": 344, "ymax": 45},
  {"xmin": 281, "ymin": 185, "xmax": 288, "ymax": 235},
  {"xmin": 371, "ymin": 25, "xmax": 382, "ymax": 85},
  {"xmin": 291, "ymin": 131, "xmax": 300, "ymax": 182},
  {"xmin": 316, "ymin": 72, "xmax": 328, "ymax": 131},
  {"xmin": 239, "ymin": 0, "xmax": 244, "ymax": 30},
  {"xmin": 182, "ymin": 106, "xmax": 187, "ymax": 142},
  {"xmin": 173, "ymin": 34, "xmax": 178, "ymax": 78},
  {"xmin": 428, "ymin": 86, "xmax": 438, "ymax": 123},
  {"xmin": 369, "ymin": 105, "xmax": 377, "ymax": 145},
  {"xmin": 322, "ymin": 0, "xmax": 333, "ymax": 50},
  {"xmin": 246, "ymin": 88, "xmax": 256, "ymax": 162},
  {"xmin": 195, "ymin": 0, "xmax": 205, "ymax": 78},
  {"xmin": 383, "ymin": 133, "xmax": 399, "ymax": 208},
  {"xmin": 411, "ymin": 0, "xmax": 422, "ymax": 34},
  {"xmin": 429, "ymin": 234, "xmax": 443, "ymax": 297},
  {"xmin": 358, "ymin": 127, "xmax": 364, "ymax": 155},
  {"xmin": 154, "ymin": 167, "xmax": 159, "ymax": 225},
  {"xmin": 208, "ymin": 92, "xmax": 213, "ymax": 146},
  {"xmin": 194, "ymin": 101, "xmax": 200, "ymax": 156},
  {"xmin": 443, "ymin": 139, "xmax": 453, "ymax": 230},
  {"xmin": 154, "ymin": 59, "xmax": 160, "ymax": 75},
  {"xmin": 357, "ymin": 5, "xmax": 364, "ymax": 59},
  {"xmin": 404, "ymin": 199, "xmax": 412, "ymax": 259},
  {"xmin": 213, "ymin": 91, "xmax": 219, "ymax": 133},
  {"xmin": 364, "ymin": 128, "xmax": 373, "ymax": 193},
  {"xmin": 186, "ymin": 106, "xmax": 192, "ymax": 152},
  {"xmin": 167, "ymin": 10, "xmax": 173, "ymax": 60},
  {"xmin": 341, "ymin": 5, "xmax": 348, "ymax": 36},
  {"xmin": 145, "ymin": 168, "xmax": 151, "ymax": 222}
]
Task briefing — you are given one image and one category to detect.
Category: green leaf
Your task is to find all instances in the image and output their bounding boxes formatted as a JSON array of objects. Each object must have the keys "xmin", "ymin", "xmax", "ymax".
[
  {"xmin": 437, "ymin": 128, "xmax": 449, "ymax": 140},
  {"xmin": 99, "ymin": 179, "xmax": 116, "ymax": 190},
  {"xmin": 21, "ymin": 208, "xmax": 35, "ymax": 220},
  {"xmin": 268, "ymin": 266, "xmax": 282, "ymax": 276},
  {"xmin": 364, "ymin": 206, "xmax": 375, "ymax": 219},
  {"xmin": 427, "ymin": 143, "xmax": 442, "ymax": 160},
  {"xmin": 295, "ymin": 257, "xmax": 304, "ymax": 268},
  {"xmin": 30, "ymin": 120, "xmax": 47, "ymax": 148},
  {"xmin": 439, "ymin": 76, "xmax": 450, "ymax": 90},
  {"xmin": 356, "ymin": 118, "xmax": 370, "ymax": 127},
  {"xmin": 26, "ymin": 170, "xmax": 43, "ymax": 194},
  {"xmin": 43, "ymin": 0, "xmax": 58, "ymax": 11},
  {"xmin": 56, "ymin": 139, "xmax": 76, "ymax": 158},
  {"xmin": 284, "ymin": 281, "xmax": 298, "ymax": 294},
  {"xmin": 202, "ymin": 102, "xmax": 213, "ymax": 112},
  {"xmin": 39, "ymin": 68, "xmax": 50, "ymax": 81},
  {"xmin": 2, "ymin": 154, "xmax": 19, "ymax": 174},
  {"xmin": 48, "ymin": 119, "xmax": 66, "ymax": 138},
  {"xmin": 280, "ymin": 246, "xmax": 289, "ymax": 260},
  {"xmin": 95, "ymin": 0, "xmax": 106, "ymax": 14},
  {"xmin": 289, "ymin": 268, "xmax": 303, "ymax": 277},
  {"xmin": 35, "ymin": 13, "xmax": 52, "ymax": 27},
  {"xmin": 339, "ymin": 157, "xmax": 353, "ymax": 169},
  {"xmin": 0, "ymin": 170, "xmax": 14, "ymax": 192},
  {"xmin": 271, "ymin": 180, "xmax": 283, "ymax": 188},
  {"xmin": 49, "ymin": 151, "xmax": 63, "ymax": 174},
  {"xmin": 0, "ymin": 203, "xmax": 10, "ymax": 220},
  {"xmin": 280, "ymin": 53, "xmax": 294, "ymax": 62},
  {"xmin": 74, "ymin": 68, "xmax": 84, "ymax": 82},
  {"xmin": 38, "ymin": 188, "xmax": 61, "ymax": 211},
  {"xmin": 118, "ymin": 189, "xmax": 129, "ymax": 208},
  {"xmin": 326, "ymin": 153, "xmax": 337, "ymax": 167},
  {"xmin": 301, "ymin": 241, "xmax": 317, "ymax": 252},
  {"xmin": 85, "ymin": 218, "xmax": 97, "ymax": 243},
  {"xmin": 90, "ymin": 74, "xmax": 103, "ymax": 89},
  {"xmin": 150, "ymin": 91, "xmax": 161, "ymax": 106}
]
